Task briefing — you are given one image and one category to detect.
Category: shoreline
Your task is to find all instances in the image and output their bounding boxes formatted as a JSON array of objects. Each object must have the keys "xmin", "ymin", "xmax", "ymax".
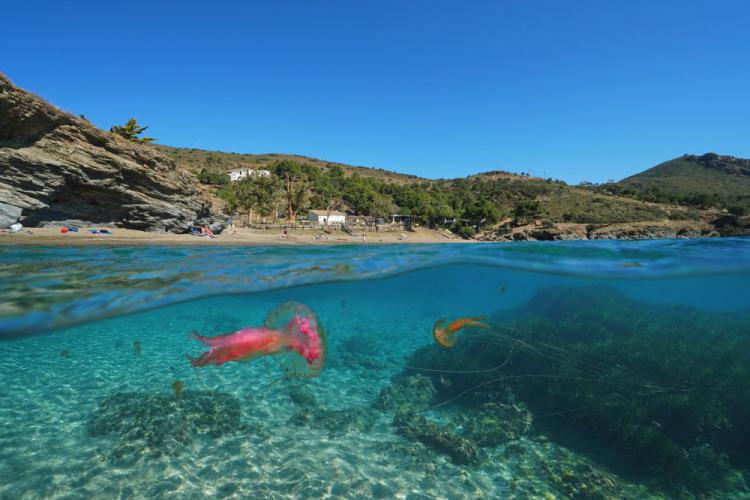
[
  {"xmin": 0, "ymin": 226, "xmax": 470, "ymax": 246},
  {"xmin": 0, "ymin": 220, "xmax": 729, "ymax": 246}
]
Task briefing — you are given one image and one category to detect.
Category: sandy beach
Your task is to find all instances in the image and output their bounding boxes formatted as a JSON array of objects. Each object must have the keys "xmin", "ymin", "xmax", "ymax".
[{"xmin": 0, "ymin": 226, "xmax": 468, "ymax": 246}]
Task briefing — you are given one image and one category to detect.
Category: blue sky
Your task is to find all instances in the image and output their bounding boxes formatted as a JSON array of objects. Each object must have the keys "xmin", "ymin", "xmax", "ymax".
[{"xmin": 4, "ymin": 1, "xmax": 749, "ymax": 183}]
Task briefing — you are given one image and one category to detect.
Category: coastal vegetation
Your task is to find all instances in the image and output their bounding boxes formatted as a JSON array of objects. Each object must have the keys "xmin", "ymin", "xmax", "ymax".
[
  {"xmin": 154, "ymin": 145, "xmax": 748, "ymax": 240},
  {"xmin": 190, "ymin": 152, "xmax": 692, "ymax": 231},
  {"xmin": 154, "ymin": 144, "xmax": 747, "ymax": 238}
]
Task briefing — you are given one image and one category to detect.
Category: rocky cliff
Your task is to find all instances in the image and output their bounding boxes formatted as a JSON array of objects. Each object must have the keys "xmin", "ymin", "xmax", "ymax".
[{"xmin": 0, "ymin": 73, "xmax": 221, "ymax": 232}]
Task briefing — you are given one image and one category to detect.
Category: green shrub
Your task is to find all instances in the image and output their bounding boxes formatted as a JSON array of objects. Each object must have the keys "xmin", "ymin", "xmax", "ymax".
[{"xmin": 198, "ymin": 168, "xmax": 230, "ymax": 185}]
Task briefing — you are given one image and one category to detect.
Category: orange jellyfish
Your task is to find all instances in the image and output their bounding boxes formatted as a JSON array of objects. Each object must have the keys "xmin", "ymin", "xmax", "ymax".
[
  {"xmin": 188, "ymin": 302, "xmax": 326, "ymax": 378},
  {"xmin": 433, "ymin": 316, "xmax": 489, "ymax": 348}
]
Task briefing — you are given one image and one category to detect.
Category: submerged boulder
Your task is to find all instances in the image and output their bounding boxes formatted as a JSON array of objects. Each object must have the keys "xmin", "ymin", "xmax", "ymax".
[
  {"xmin": 87, "ymin": 391, "xmax": 241, "ymax": 460},
  {"xmin": 454, "ymin": 402, "xmax": 533, "ymax": 447},
  {"xmin": 373, "ymin": 374, "xmax": 436, "ymax": 413},
  {"xmin": 393, "ymin": 412, "xmax": 479, "ymax": 465},
  {"xmin": 0, "ymin": 73, "xmax": 223, "ymax": 232}
]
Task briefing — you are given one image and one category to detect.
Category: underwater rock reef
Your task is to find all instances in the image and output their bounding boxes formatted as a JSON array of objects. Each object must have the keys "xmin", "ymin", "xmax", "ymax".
[
  {"xmin": 451, "ymin": 402, "xmax": 533, "ymax": 448},
  {"xmin": 373, "ymin": 373, "xmax": 437, "ymax": 413},
  {"xmin": 392, "ymin": 412, "xmax": 479, "ymax": 465},
  {"xmin": 398, "ymin": 286, "xmax": 750, "ymax": 496},
  {"xmin": 87, "ymin": 391, "xmax": 241, "ymax": 460}
]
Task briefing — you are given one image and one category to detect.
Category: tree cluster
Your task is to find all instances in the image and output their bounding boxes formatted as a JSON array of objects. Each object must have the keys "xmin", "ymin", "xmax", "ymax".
[{"xmin": 215, "ymin": 160, "xmax": 560, "ymax": 230}]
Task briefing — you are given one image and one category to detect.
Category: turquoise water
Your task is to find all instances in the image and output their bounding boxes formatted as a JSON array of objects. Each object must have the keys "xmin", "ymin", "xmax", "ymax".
[{"xmin": 1, "ymin": 239, "xmax": 749, "ymax": 498}]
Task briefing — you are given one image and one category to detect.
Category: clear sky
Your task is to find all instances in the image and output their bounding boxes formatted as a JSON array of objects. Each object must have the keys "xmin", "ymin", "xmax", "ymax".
[{"xmin": 4, "ymin": 1, "xmax": 749, "ymax": 183}]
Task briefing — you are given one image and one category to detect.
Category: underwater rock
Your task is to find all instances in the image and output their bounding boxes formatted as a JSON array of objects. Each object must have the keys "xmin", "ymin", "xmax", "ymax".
[
  {"xmin": 289, "ymin": 406, "xmax": 375, "ymax": 437},
  {"xmin": 554, "ymin": 459, "xmax": 622, "ymax": 499},
  {"xmin": 393, "ymin": 412, "xmax": 478, "ymax": 465},
  {"xmin": 374, "ymin": 440, "xmax": 439, "ymax": 473},
  {"xmin": 374, "ymin": 374, "xmax": 436, "ymax": 413},
  {"xmin": 454, "ymin": 402, "xmax": 533, "ymax": 447},
  {"xmin": 87, "ymin": 390, "xmax": 240, "ymax": 460},
  {"xmin": 498, "ymin": 436, "xmax": 660, "ymax": 499},
  {"xmin": 686, "ymin": 444, "xmax": 744, "ymax": 493},
  {"xmin": 395, "ymin": 286, "xmax": 750, "ymax": 495}
]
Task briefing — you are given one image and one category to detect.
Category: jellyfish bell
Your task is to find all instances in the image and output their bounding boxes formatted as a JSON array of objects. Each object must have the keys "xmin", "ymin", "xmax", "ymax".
[
  {"xmin": 433, "ymin": 316, "xmax": 488, "ymax": 349},
  {"xmin": 265, "ymin": 302, "xmax": 327, "ymax": 378},
  {"xmin": 433, "ymin": 318, "xmax": 455, "ymax": 348}
]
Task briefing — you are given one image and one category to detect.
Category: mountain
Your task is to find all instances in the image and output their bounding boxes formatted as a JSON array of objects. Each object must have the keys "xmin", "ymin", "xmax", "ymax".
[
  {"xmin": 0, "ymin": 73, "xmax": 223, "ymax": 232},
  {"xmin": 608, "ymin": 154, "xmax": 750, "ymax": 214}
]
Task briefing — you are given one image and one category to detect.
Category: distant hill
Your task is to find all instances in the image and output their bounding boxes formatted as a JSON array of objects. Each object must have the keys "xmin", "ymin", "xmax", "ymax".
[
  {"xmin": 152, "ymin": 144, "xmax": 423, "ymax": 185},
  {"xmin": 601, "ymin": 153, "xmax": 750, "ymax": 215}
]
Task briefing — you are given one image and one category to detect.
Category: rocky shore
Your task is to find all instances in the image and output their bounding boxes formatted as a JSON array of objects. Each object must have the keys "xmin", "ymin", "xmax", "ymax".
[
  {"xmin": 0, "ymin": 73, "xmax": 223, "ymax": 233},
  {"xmin": 479, "ymin": 219, "xmax": 749, "ymax": 241}
]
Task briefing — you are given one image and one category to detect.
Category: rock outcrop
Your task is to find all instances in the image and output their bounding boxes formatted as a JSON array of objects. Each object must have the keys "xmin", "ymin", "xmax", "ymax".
[
  {"xmin": 0, "ymin": 73, "xmax": 222, "ymax": 232},
  {"xmin": 479, "ymin": 221, "xmax": 720, "ymax": 241}
]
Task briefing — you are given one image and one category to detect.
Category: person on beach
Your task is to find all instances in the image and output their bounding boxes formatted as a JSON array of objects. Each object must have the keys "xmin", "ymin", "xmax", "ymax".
[{"xmin": 201, "ymin": 225, "xmax": 215, "ymax": 238}]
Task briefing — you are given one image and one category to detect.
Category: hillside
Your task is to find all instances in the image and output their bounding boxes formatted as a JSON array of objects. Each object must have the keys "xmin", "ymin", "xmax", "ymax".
[
  {"xmin": 156, "ymin": 144, "xmax": 718, "ymax": 240},
  {"xmin": 599, "ymin": 154, "xmax": 750, "ymax": 214},
  {"xmin": 152, "ymin": 144, "xmax": 422, "ymax": 185}
]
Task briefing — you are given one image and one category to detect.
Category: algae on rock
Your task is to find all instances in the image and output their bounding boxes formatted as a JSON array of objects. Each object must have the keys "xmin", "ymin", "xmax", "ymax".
[{"xmin": 87, "ymin": 391, "xmax": 241, "ymax": 460}]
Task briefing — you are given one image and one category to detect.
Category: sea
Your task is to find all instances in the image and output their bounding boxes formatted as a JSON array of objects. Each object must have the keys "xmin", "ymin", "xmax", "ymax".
[{"xmin": 1, "ymin": 239, "xmax": 749, "ymax": 499}]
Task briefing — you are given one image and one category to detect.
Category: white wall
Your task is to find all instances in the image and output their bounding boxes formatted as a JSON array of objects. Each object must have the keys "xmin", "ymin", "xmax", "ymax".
[
  {"xmin": 308, "ymin": 213, "xmax": 346, "ymax": 224},
  {"xmin": 230, "ymin": 169, "xmax": 247, "ymax": 182},
  {"xmin": 230, "ymin": 169, "xmax": 271, "ymax": 182}
]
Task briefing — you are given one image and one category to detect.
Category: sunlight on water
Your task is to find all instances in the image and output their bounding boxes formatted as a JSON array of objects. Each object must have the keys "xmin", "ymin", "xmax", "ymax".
[{"xmin": 1, "ymin": 239, "xmax": 749, "ymax": 498}]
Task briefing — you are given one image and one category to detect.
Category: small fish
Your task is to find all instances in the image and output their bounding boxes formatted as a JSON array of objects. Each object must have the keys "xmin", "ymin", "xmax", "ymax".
[
  {"xmin": 499, "ymin": 285, "xmax": 507, "ymax": 294},
  {"xmin": 172, "ymin": 380, "xmax": 184, "ymax": 399},
  {"xmin": 440, "ymin": 374, "xmax": 452, "ymax": 388},
  {"xmin": 133, "ymin": 341, "xmax": 142, "ymax": 355},
  {"xmin": 621, "ymin": 262, "xmax": 642, "ymax": 268},
  {"xmin": 60, "ymin": 350, "xmax": 70, "ymax": 359},
  {"xmin": 341, "ymin": 299, "xmax": 347, "ymax": 309}
]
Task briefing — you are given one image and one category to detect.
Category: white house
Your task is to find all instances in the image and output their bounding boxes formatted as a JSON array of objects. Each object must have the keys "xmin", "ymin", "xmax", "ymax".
[
  {"xmin": 308, "ymin": 210, "xmax": 346, "ymax": 225},
  {"xmin": 229, "ymin": 169, "xmax": 246, "ymax": 182},
  {"xmin": 229, "ymin": 168, "xmax": 272, "ymax": 182}
]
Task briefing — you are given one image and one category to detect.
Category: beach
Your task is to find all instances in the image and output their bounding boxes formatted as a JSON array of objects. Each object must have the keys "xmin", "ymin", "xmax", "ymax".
[
  {"xmin": 0, "ymin": 226, "xmax": 467, "ymax": 246},
  {"xmin": 0, "ymin": 218, "xmax": 720, "ymax": 247}
]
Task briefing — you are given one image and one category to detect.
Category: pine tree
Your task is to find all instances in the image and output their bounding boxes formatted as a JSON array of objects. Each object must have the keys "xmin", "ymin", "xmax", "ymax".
[{"xmin": 110, "ymin": 118, "xmax": 156, "ymax": 143}]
